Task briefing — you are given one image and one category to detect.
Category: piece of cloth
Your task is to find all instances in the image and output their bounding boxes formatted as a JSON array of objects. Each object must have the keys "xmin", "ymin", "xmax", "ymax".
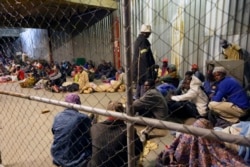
[
  {"xmin": 51, "ymin": 109, "xmax": 92, "ymax": 167},
  {"xmin": 212, "ymin": 66, "xmax": 226, "ymax": 74},
  {"xmin": 16, "ymin": 69, "xmax": 25, "ymax": 80},
  {"xmin": 222, "ymin": 43, "xmax": 241, "ymax": 60},
  {"xmin": 87, "ymin": 120, "xmax": 143, "ymax": 167},
  {"xmin": 156, "ymin": 82, "xmax": 176, "ymax": 96},
  {"xmin": 236, "ymin": 121, "xmax": 250, "ymax": 165},
  {"xmin": 156, "ymin": 118, "xmax": 248, "ymax": 167},
  {"xmin": 217, "ymin": 121, "xmax": 250, "ymax": 165},
  {"xmin": 65, "ymin": 93, "xmax": 81, "ymax": 104}
]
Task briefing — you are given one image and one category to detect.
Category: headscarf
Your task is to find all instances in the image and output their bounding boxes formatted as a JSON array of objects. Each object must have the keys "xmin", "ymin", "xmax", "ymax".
[{"xmin": 65, "ymin": 93, "xmax": 81, "ymax": 104}]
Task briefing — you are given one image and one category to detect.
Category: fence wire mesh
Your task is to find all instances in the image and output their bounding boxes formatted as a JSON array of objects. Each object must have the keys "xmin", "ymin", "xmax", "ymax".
[{"xmin": 0, "ymin": 0, "xmax": 250, "ymax": 167}]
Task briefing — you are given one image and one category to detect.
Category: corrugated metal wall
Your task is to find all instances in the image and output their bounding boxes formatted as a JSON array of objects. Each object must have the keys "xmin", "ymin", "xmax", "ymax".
[
  {"xmin": 46, "ymin": 0, "xmax": 250, "ymax": 75},
  {"xmin": 72, "ymin": 16, "xmax": 114, "ymax": 66},
  {"xmin": 128, "ymin": 0, "xmax": 250, "ymax": 77}
]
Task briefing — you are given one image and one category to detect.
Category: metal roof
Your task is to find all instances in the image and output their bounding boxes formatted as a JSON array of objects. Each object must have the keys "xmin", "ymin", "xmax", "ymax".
[{"xmin": 0, "ymin": 0, "xmax": 118, "ymax": 32}]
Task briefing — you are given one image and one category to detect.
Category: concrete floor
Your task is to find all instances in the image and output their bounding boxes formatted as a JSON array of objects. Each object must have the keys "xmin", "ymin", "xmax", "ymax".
[{"xmin": 0, "ymin": 80, "xmax": 194, "ymax": 167}]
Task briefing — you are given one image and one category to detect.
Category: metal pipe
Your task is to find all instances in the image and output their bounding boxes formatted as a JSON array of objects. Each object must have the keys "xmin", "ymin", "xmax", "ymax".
[{"xmin": 1, "ymin": 90, "xmax": 250, "ymax": 148}]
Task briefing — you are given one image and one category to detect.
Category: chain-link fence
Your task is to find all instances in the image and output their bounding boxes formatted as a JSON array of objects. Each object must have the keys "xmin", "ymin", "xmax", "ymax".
[{"xmin": 0, "ymin": 0, "xmax": 250, "ymax": 167}]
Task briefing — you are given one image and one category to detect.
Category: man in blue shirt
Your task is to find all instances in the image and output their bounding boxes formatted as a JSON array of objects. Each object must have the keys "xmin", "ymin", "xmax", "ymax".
[
  {"xmin": 208, "ymin": 66, "xmax": 250, "ymax": 123},
  {"xmin": 51, "ymin": 93, "xmax": 92, "ymax": 167}
]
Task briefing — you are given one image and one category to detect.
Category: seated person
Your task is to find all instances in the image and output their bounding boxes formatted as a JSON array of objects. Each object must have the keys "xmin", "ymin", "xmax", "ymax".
[
  {"xmin": 191, "ymin": 64, "xmax": 205, "ymax": 82},
  {"xmin": 51, "ymin": 93, "xmax": 92, "ymax": 167},
  {"xmin": 45, "ymin": 65, "xmax": 65, "ymax": 92},
  {"xmin": 157, "ymin": 64, "xmax": 180, "ymax": 88},
  {"xmin": 168, "ymin": 74, "xmax": 209, "ymax": 119},
  {"xmin": 132, "ymin": 79, "xmax": 169, "ymax": 141},
  {"xmin": 87, "ymin": 101, "xmax": 143, "ymax": 167},
  {"xmin": 79, "ymin": 66, "xmax": 126, "ymax": 94},
  {"xmin": 156, "ymin": 118, "xmax": 248, "ymax": 166},
  {"xmin": 95, "ymin": 60, "xmax": 109, "ymax": 79},
  {"xmin": 208, "ymin": 66, "xmax": 250, "ymax": 124},
  {"xmin": 203, "ymin": 65, "xmax": 216, "ymax": 99},
  {"xmin": 61, "ymin": 66, "xmax": 89, "ymax": 93},
  {"xmin": 160, "ymin": 58, "xmax": 168, "ymax": 77},
  {"xmin": 86, "ymin": 64, "xmax": 95, "ymax": 82},
  {"xmin": 14, "ymin": 65, "xmax": 25, "ymax": 81}
]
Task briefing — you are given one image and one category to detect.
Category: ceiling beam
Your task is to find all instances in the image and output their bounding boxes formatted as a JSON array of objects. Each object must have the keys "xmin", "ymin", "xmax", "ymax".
[{"xmin": 63, "ymin": 0, "xmax": 117, "ymax": 9}]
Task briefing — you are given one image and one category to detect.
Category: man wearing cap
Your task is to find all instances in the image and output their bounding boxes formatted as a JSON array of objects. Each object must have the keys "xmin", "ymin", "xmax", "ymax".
[
  {"xmin": 51, "ymin": 93, "xmax": 92, "ymax": 167},
  {"xmin": 208, "ymin": 66, "xmax": 250, "ymax": 124},
  {"xmin": 133, "ymin": 24, "xmax": 155, "ymax": 99}
]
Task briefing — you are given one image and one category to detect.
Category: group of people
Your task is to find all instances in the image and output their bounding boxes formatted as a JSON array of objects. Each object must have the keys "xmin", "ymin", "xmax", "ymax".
[
  {"xmin": 0, "ymin": 57, "xmax": 127, "ymax": 93},
  {"xmin": 131, "ymin": 24, "xmax": 250, "ymax": 165},
  {"xmin": 51, "ymin": 93, "xmax": 143, "ymax": 167},
  {"xmin": 132, "ymin": 23, "xmax": 250, "ymax": 124}
]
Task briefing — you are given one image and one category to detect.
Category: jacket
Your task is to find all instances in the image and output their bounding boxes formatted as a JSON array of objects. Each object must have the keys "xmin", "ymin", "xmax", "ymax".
[
  {"xmin": 211, "ymin": 76, "xmax": 250, "ymax": 109},
  {"xmin": 171, "ymin": 75, "xmax": 209, "ymax": 116},
  {"xmin": 133, "ymin": 88, "xmax": 169, "ymax": 120},
  {"xmin": 87, "ymin": 120, "xmax": 143, "ymax": 167},
  {"xmin": 51, "ymin": 109, "xmax": 92, "ymax": 167},
  {"xmin": 133, "ymin": 34, "xmax": 155, "ymax": 85}
]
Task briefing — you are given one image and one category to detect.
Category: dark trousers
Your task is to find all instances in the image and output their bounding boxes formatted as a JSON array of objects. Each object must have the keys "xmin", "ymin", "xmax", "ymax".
[
  {"xmin": 135, "ymin": 84, "xmax": 145, "ymax": 99},
  {"xmin": 168, "ymin": 101, "xmax": 199, "ymax": 119}
]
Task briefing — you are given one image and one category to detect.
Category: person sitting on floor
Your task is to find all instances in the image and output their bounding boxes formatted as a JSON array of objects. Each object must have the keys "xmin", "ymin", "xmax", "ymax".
[
  {"xmin": 203, "ymin": 64, "xmax": 217, "ymax": 100},
  {"xmin": 51, "ymin": 93, "xmax": 92, "ymax": 167},
  {"xmin": 132, "ymin": 79, "xmax": 169, "ymax": 142},
  {"xmin": 208, "ymin": 66, "xmax": 250, "ymax": 125},
  {"xmin": 14, "ymin": 65, "xmax": 25, "ymax": 81},
  {"xmin": 191, "ymin": 63, "xmax": 205, "ymax": 82},
  {"xmin": 157, "ymin": 64, "xmax": 180, "ymax": 88},
  {"xmin": 45, "ymin": 64, "xmax": 66, "ymax": 92},
  {"xmin": 87, "ymin": 101, "xmax": 143, "ymax": 167},
  {"xmin": 168, "ymin": 74, "xmax": 209, "ymax": 119}
]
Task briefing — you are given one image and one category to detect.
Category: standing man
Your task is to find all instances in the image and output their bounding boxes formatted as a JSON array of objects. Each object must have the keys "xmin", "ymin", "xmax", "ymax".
[{"xmin": 133, "ymin": 24, "xmax": 155, "ymax": 99}]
